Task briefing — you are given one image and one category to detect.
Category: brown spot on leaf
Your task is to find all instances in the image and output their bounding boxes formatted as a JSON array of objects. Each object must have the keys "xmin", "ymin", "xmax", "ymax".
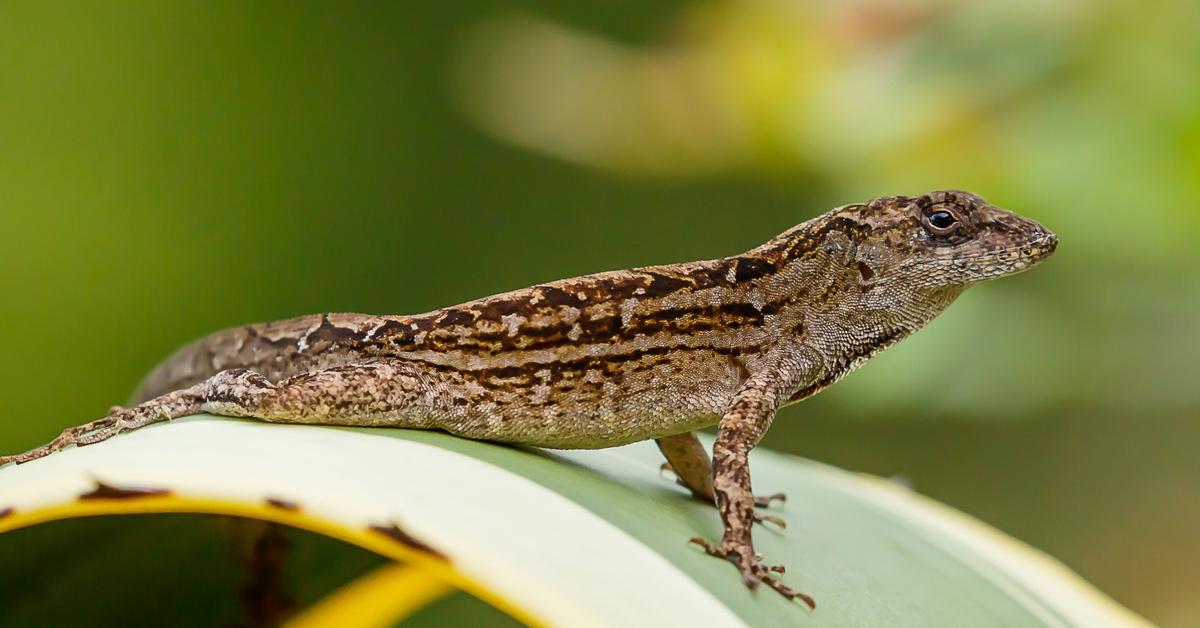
[
  {"xmin": 265, "ymin": 498, "xmax": 300, "ymax": 512},
  {"xmin": 369, "ymin": 523, "xmax": 448, "ymax": 560},
  {"xmin": 80, "ymin": 481, "xmax": 171, "ymax": 500}
]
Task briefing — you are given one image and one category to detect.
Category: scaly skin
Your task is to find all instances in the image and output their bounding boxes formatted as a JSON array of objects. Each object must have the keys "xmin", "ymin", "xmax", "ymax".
[{"xmin": 0, "ymin": 190, "xmax": 1057, "ymax": 607}]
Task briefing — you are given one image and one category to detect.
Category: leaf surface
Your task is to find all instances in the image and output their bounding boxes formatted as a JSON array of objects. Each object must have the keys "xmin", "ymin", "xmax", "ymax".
[{"xmin": 0, "ymin": 416, "xmax": 1148, "ymax": 627}]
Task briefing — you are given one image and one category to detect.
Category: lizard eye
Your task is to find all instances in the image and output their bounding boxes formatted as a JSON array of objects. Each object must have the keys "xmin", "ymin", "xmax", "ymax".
[{"xmin": 926, "ymin": 210, "xmax": 959, "ymax": 232}]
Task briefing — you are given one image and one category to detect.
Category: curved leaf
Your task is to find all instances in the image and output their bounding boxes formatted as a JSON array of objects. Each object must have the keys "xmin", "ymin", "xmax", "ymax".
[{"xmin": 0, "ymin": 416, "xmax": 1148, "ymax": 627}]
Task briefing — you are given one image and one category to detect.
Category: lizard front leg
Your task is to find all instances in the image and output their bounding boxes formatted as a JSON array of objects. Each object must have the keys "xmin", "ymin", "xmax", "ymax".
[
  {"xmin": 689, "ymin": 352, "xmax": 820, "ymax": 608},
  {"xmin": 656, "ymin": 432, "xmax": 786, "ymax": 525}
]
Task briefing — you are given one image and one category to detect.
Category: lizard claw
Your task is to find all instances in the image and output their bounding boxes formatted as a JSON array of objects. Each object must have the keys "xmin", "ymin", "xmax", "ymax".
[
  {"xmin": 688, "ymin": 536, "xmax": 720, "ymax": 555},
  {"xmin": 752, "ymin": 512, "xmax": 787, "ymax": 529},
  {"xmin": 688, "ymin": 537, "xmax": 815, "ymax": 608},
  {"xmin": 759, "ymin": 573, "xmax": 814, "ymax": 607}
]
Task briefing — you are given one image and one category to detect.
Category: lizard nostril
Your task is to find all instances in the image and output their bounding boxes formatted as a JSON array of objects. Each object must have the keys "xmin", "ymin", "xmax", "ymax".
[{"xmin": 1037, "ymin": 229, "xmax": 1058, "ymax": 253}]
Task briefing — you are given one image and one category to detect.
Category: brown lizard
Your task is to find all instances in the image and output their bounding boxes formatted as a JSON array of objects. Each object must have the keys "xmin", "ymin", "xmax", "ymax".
[{"xmin": 0, "ymin": 190, "xmax": 1056, "ymax": 607}]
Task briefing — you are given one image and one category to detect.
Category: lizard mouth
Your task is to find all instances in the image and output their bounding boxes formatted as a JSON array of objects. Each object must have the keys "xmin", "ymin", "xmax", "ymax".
[
  {"xmin": 962, "ymin": 232, "xmax": 1059, "ymax": 278},
  {"xmin": 995, "ymin": 232, "xmax": 1057, "ymax": 261},
  {"xmin": 920, "ymin": 232, "xmax": 1058, "ymax": 282}
]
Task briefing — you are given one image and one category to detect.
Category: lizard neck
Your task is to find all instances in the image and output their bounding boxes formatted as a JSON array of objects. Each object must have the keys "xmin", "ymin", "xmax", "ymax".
[{"xmin": 750, "ymin": 212, "xmax": 969, "ymax": 399}]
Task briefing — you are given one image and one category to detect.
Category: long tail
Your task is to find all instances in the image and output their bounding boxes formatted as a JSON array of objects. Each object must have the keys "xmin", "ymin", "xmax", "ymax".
[
  {"xmin": 0, "ymin": 386, "xmax": 205, "ymax": 466},
  {"xmin": 3, "ymin": 312, "xmax": 378, "ymax": 466}
]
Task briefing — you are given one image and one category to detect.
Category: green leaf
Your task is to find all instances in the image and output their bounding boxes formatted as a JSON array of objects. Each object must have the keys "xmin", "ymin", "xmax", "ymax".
[{"xmin": 0, "ymin": 416, "xmax": 1147, "ymax": 627}]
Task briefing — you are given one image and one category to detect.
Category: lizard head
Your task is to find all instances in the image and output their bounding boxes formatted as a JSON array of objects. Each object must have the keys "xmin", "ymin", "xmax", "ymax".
[{"xmin": 847, "ymin": 190, "xmax": 1058, "ymax": 290}]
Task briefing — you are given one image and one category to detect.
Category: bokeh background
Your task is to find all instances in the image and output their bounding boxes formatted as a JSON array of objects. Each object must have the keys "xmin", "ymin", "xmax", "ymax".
[{"xmin": 1, "ymin": 1, "xmax": 1196, "ymax": 625}]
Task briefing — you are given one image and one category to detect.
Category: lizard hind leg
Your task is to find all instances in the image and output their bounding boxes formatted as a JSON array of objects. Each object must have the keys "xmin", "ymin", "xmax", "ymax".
[{"xmin": 198, "ymin": 362, "xmax": 432, "ymax": 428}]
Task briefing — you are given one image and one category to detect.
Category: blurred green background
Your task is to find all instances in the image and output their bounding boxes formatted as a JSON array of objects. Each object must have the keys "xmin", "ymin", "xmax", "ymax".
[{"xmin": 0, "ymin": 0, "xmax": 1196, "ymax": 625}]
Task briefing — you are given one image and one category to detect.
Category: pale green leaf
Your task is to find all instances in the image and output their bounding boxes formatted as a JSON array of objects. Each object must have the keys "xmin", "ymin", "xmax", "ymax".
[{"xmin": 0, "ymin": 416, "xmax": 1148, "ymax": 627}]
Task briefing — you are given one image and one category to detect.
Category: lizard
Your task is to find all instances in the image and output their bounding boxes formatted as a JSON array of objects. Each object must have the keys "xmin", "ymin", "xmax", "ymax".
[{"xmin": 0, "ymin": 190, "xmax": 1056, "ymax": 608}]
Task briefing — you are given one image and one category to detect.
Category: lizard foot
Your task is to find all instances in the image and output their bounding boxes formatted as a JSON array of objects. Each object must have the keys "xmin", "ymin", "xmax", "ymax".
[{"xmin": 689, "ymin": 537, "xmax": 815, "ymax": 609}]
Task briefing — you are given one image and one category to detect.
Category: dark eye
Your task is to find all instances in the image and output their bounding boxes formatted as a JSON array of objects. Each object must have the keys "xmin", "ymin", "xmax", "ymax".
[{"xmin": 928, "ymin": 210, "xmax": 958, "ymax": 230}]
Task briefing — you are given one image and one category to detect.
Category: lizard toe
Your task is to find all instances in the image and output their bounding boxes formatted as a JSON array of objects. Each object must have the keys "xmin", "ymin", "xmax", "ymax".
[
  {"xmin": 753, "ymin": 492, "xmax": 786, "ymax": 508},
  {"xmin": 752, "ymin": 512, "xmax": 787, "ymax": 529},
  {"xmin": 761, "ymin": 575, "xmax": 816, "ymax": 609}
]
